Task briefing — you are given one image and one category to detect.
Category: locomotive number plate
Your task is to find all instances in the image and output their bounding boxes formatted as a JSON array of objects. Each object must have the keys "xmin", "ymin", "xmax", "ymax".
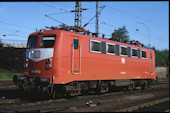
[{"xmin": 31, "ymin": 70, "xmax": 41, "ymax": 73}]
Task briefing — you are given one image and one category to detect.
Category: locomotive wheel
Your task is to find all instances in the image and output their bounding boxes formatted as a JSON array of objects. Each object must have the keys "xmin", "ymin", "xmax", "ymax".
[
  {"xmin": 46, "ymin": 85, "xmax": 51, "ymax": 96},
  {"xmin": 108, "ymin": 81, "xmax": 115, "ymax": 92},
  {"xmin": 147, "ymin": 81, "xmax": 151, "ymax": 88},
  {"xmin": 141, "ymin": 81, "xmax": 149, "ymax": 90},
  {"xmin": 151, "ymin": 79, "xmax": 156, "ymax": 85},
  {"xmin": 65, "ymin": 82, "xmax": 81, "ymax": 97},
  {"xmin": 128, "ymin": 81, "xmax": 135, "ymax": 90},
  {"xmin": 17, "ymin": 82, "xmax": 23, "ymax": 90},
  {"xmin": 23, "ymin": 83, "xmax": 31, "ymax": 92},
  {"xmin": 81, "ymin": 84, "xmax": 89, "ymax": 95},
  {"xmin": 81, "ymin": 90, "xmax": 88, "ymax": 95},
  {"xmin": 48, "ymin": 85, "xmax": 57, "ymax": 98},
  {"xmin": 95, "ymin": 81, "xmax": 108, "ymax": 94},
  {"xmin": 65, "ymin": 91, "xmax": 72, "ymax": 98},
  {"xmin": 95, "ymin": 87, "xmax": 101, "ymax": 94},
  {"xmin": 52, "ymin": 90, "xmax": 57, "ymax": 98},
  {"xmin": 102, "ymin": 81, "xmax": 109, "ymax": 93},
  {"xmin": 95, "ymin": 82, "xmax": 102, "ymax": 94},
  {"xmin": 51, "ymin": 86, "xmax": 60, "ymax": 99}
]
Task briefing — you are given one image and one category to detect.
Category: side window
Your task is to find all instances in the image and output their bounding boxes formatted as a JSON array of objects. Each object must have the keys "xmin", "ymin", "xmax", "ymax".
[
  {"xmin": 90, "ymin": 39, "xmax": 101, "ymax": 53},
  {"xmin": 106, "ymin": 43, "xmax": 115, "ymax": 55},
  {"xmin": 131, "ymin": 48, "xmax": 138, "ymax": 58},
  {"xmin": 74, "ymin": 38, "xmax": 79, "ymax": 49},
  {"xmin": 120, "ymin": 45, "xmax": 127, "ymax": 56},
  {"xmin": 141, "ymin": 50, "xmax": 147, "ymax": 59}
]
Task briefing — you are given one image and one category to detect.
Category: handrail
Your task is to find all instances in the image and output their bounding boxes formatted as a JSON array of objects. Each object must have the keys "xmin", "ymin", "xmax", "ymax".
[{"xmin": 72, "ymin": 44, "xmax": 74, "ymax": 74}]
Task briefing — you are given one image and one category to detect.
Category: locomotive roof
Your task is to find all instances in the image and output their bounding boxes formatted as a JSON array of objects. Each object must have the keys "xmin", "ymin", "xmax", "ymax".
[{"xmin": 29, "ymin": 25, "xmax": 153, "ymax": 51}]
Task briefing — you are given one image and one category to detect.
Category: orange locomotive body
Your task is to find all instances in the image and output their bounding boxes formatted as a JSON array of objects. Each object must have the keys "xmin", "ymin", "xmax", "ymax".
[{"xmin": 13, "ymin": 26, "xmax": 156, "ymax": 97}]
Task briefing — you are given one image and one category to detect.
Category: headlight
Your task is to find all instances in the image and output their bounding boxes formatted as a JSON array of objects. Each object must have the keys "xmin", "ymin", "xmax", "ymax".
[
  {"xmin": 46, "ymin": 58, "xmax": 51, "ymax": 64},
  {"xmin": 46, "ymin": 64, "xmax": 51, "ymax": 69},
  {"xmin": 24, "ymin": 63, "xmax": 28, "ymax": 68},
  {"xmin": 24, "ymin": 58, "xmax": 28, "ymax": 63}
]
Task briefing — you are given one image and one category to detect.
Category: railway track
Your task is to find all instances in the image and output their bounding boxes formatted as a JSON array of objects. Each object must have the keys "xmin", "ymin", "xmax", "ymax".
[
  {"xmin": 57, "ymin": 85, "xmax": 169, "ymax": 112},
  {"xmin": 0, "ymin": 80, "xmax": 16, "ymax": 90},
  {"xmin": 116, "ymin": 97, "xmax": 169, "ymax": 112},
  {"xmin": 0, "ymin": 81, "xmax": 169, "ymax": 112}
]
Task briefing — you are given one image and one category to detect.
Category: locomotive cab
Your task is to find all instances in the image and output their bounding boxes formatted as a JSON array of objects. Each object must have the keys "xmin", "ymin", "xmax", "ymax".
[
  {"xmin": 25, "ymin": 33, "xmax": 56, "ymax": 77},
  {"xmin": 14, "ymin": 29, "xmax": 60, "ymax": 92}
]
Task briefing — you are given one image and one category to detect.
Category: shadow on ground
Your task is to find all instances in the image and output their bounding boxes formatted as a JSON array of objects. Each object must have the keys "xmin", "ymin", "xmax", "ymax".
[{"xmin": 0, "ymin": 89, "xmax": 51, "ymax": 102}]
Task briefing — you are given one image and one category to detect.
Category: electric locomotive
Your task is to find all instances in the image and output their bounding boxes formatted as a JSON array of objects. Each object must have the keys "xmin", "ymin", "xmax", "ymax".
[{"xmin": 13, "ymin": 25, "xmax": 156, "ymax": 98}]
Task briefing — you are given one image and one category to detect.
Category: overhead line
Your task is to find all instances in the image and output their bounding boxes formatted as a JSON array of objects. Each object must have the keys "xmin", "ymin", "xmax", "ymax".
[
  {"xmin": 50, "ymin": 2, "xmax": 96, "ymax": 10},
  {"xmin": 50, "ymin": 1, "xmax": 75, "ymax": 8},
  {"xmin": 46, "ymin": 11, "xmax": 73, "ymax": 15},
  {"xmin": 1, "ymin": 2, "xmax": 168, "ymax": 43},
  {"xmin": 83, "ymin": 5, "xmax": 106, "ymax": 28},
  {"xmin": 101, "ymin": 3, "xmax": 168, "ymax": 28},
  {"xmin": 101, "ymin": 23, "xmax": 168, "ymax": 42},
  {"xmin": 45, "ymin": 15, "xmax": 67, "ymax": 26},
  {"xmin": 4, "ymin": 4, "xmax": 44, "ymax": 16},
  {"xmin": 4, "ymin": 28, "xmax": 32, "ymax": 34},
  {"xmin": 0, "ymin": 21, "xmax": 35, "ymax": 30},
  {"xmin": 162, "ymin": 1, "xmax": 169, "ymax": 5},
  {"xmin": 38, "ymin": 2, "xmax": 68, "ymax": 12}
]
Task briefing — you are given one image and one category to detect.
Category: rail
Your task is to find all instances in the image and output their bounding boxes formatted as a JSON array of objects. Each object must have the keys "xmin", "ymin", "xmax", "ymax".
[{"xmin": 116, "ymin": 97, "xmax": 169, "ymax": 112}]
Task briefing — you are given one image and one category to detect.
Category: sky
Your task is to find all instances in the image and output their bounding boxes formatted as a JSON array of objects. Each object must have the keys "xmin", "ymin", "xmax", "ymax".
[{"xmin": 0, "ymin": 1, "xmax": 169, "ymax": 50}]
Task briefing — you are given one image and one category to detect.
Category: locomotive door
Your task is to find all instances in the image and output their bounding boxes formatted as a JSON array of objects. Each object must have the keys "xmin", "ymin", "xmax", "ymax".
[
  {"xmin": 72, "ymin": 38, "xmax": 81, "ymax": 75},
  {"xmin": 150, "ymin": 51, "xmax": 153, "ymax": 75}
]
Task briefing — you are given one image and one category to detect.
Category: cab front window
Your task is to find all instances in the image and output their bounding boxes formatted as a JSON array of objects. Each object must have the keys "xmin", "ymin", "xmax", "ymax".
[
  {"xmin": 27, "ymin": 37, "xmax": 38, "ymax": 48},
  {"xmin": 40, "ymin": 36, "xmax": 56, "ymax": 47}
]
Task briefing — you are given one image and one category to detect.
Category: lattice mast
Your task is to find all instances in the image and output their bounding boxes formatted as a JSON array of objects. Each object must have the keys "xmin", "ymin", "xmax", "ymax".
[
  {"xmin": 96, "ymin": 1, "xmax": 99, "ymax": 34},
  {"xmin": 74, "ymin": 1, "xmax": 82, "ymax": 27}
]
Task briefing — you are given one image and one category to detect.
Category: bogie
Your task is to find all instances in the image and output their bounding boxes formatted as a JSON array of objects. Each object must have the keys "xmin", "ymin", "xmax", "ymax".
[
  {"xmin": 141, "ymin": 80, "xmax": 150, "ymax": 90},
  {"xmin": 14, "ymin": 75, "xmax": 152, "ymax": 98}
]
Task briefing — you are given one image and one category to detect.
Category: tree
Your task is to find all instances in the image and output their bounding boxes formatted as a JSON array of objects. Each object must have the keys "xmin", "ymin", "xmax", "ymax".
[
  {"xmin": 151, "ymin": 46, "xmax": 169, "ymax": 67},
  {"xmin": 0, "ymin": 39, "xmax": 3, "ymax": 47},
  {"xmin": 110, "ymin": 26, "xmax": 130, "ymax": 42}
]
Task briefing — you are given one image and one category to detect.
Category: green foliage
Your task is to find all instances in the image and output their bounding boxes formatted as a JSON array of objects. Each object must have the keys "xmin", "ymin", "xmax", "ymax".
[
  {"xmin": 150, "ymin": 46, "xmax": 169, "ymax": 67},
  {"xmin": 0, "ymin": 46, "xmax": 25, "ymax": 71},
  {"xmin": 0, "ymin": 39, "xmax": 3, "ymax": 47},
  {"xmin": 0, "ymin": 46, "xmax": 25, "ymax": 79},
  {"xmin": 0, "ymin": 69, "xmax": 10, "ymax": 73},
  {"xmin": 111, "ymin": 26, "xmax": 130, "ymax": 42},
  {"xmin": 0, "ymin": 69, "xmax": 23, "ymax": 79}
]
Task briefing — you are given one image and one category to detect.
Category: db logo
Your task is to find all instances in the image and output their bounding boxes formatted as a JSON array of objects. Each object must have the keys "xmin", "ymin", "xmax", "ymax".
[
  {"xmin": 33, "ymin": 51, "xmax": 40, "ymax": 58},
  {"xmin": 121, "ymin": 57, "xmax": 125, "ymax": 64}
]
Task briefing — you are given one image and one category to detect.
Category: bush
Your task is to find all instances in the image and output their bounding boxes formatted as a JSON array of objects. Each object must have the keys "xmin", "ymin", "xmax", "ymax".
[{"xmin": 0, "ymin": 69, "xmax": 23, "ymax": 79}]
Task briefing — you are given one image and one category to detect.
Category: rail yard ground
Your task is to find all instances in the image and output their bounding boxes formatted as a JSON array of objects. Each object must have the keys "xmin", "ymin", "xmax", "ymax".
[{"xmin": 0, "ymin": 79, "xmax": 169, "ymax": 113}]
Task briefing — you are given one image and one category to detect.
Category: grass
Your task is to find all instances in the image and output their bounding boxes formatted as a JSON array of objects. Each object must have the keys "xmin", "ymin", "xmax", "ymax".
[{"xmin": 0, "ymin": 69, "xmax": 23, "ymax": 80}]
